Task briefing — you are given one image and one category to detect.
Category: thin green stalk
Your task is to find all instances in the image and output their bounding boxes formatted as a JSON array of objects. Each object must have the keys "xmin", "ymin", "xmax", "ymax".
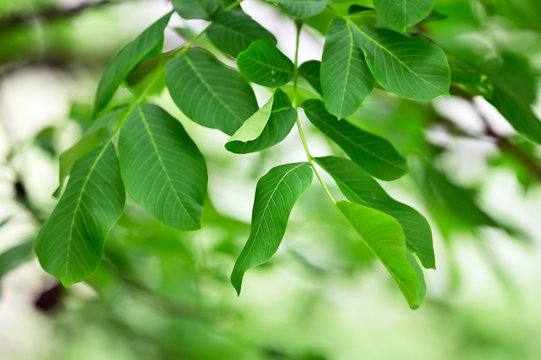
[
  {"xmin": 225, "ymin": 0, "xmax": 244, "ymax": 11},
  {"xmin": 291, "ymin": 21, "xmax": 337, "ymax": 206}
]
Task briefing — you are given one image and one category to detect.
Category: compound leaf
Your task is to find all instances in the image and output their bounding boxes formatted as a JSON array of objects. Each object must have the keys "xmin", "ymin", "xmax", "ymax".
[
  {"xmin": 166, "ymin": 48, "xmax": 259, "ymax": 135},
  {"xmin": 231, "ymin": 163, "xmax": 313, "ymax": 294},
  {"xmin": 36, "ymin": 142, "xmax": 125, "ymax": 286},
  {"xmin": 118, "ymin": 104, "xmax": 207, "ymax": 231},
  {"xmin": 337, "ymin": 200, "xmax": 421, "ymax": 309},
  {"xmin": 321, "ymin": 18, "xmax": 374, "ymax": 118},
  {"xmin": 94, "ymin": 12, "xmax": 172, "ymax": 115},
  {"xmin": 237, "ymin": 40, "xmax": 294, "ymax": 87},
  {"xmin": 302, "ymin": 99, "xmax": 407, "ymax": 181}
]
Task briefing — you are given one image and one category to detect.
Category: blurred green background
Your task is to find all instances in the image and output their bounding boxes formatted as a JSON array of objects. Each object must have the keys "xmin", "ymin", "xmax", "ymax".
[{"xmin": 1, "ymin": 0, "xmax": 541, "ymax": 359}]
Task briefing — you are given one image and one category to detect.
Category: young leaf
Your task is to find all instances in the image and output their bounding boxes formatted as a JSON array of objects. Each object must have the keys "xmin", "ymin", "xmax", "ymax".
[
  {"xmin": 231, "ymin": 163, "xmax": 313, "ymax": 294},
  {"xmin": 355, "ymin": 26, "xmax": 450, "ymax": 100},
  {"xmin": 54, "ymin": 109, "xmax": 125, "ymax": 197},
  {"xmin": 336, "ymin": 200, "xmax": 421, "ymax": 309},
  {"xmin": 315, "ymin": 156, "xmax": 434, "ymax": 268},
  {"xmin": 94, "ymin": 12, "xmax": 172, "ymax": 115},
  {"xmin": 302, "ymin": 99, "xmax": 408, "ymax": 181},
  {"xmin": 166, "ymin": 48, "xmax": 259, "ymax": 135},
  {"xmin": 237, "ymin": 40, "xmax": 294, "ymax": 87},
  {"xmin": 173, "ymin": 0, "xmax": 218, "ymax": 20},
  {"xmin": 373, "ymin": 0, "xmax": 436, "ymax": 31},
  {"xmin": 270, "ymin": 0, "xmax": 327, "ymax": 18},
  {"xmin": 118, "ymin": 104, "xmax": 207, "ymax": 231},
  {"xmin": 207, "ymin": 8, "xmax": 277, "ymax": 57},
  {"xmin": 321, "ymin": 18, "xmax": 374, "ymax": 118},
  {"xmin": 226, "ymin": 89, "xmax": 297, "ymax": 153},
  {"xmin": 298, "ymin": 60, "xmax": 322, "ymax": 94},
  {"xmin": 36, "ymin": 142, "xmax": 125, "ymax": 286}
]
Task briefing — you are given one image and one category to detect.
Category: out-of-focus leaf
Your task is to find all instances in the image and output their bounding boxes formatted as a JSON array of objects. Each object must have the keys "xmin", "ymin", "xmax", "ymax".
[
  {"xmin": 302, "ymin": 99, "xmax": 408, "ymax": 181},
  {"xmin": 237, "ymin": 40, "xmax": 294, "ymax": 87},
  {"xmin": 373, "ymin": 0, "xmax": 436, "ymax": 31},
  {"xmin": 166, "ymin": 48, "xmax": 259, "ymax": 135},
  {"xmin": 316, "ymin": 156, "xmax": 434, "ymax": 268},
  {"xmin": 126, "ymin": 52, "xmax": 174, "ymax": 97},
  {"xmin": 337, "ymin": 200, "xmax": 421, "ymax": 309},
  {"xmin": 118, "ymin": 104, "xmax": 207, "ymax": 231},
  {"xmin": 36, "ymin": 143, "xmax": 125, "ymax": 286},
  {"xmin": 231, "ymin": 163, "xmax": 313, "ymax": 294},
  {"xmin": 0, "ymin": 240, "xmax": 34, "ymax": 284},
  {"xmin": 173, "ymin": 0, "xmax": 218, "ymax": 20}
]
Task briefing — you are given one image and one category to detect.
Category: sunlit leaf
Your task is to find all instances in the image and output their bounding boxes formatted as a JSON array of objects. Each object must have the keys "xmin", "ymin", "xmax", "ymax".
[
  {"xmin": 118, "ymin": 104, "xmax": 207, "ymax": 230},
  {"xmin": 231, "ymin": 163, "xmax": 313, "ymax": 294},
  {"xmin": 237, "ymin": 40, "xmax": 294, "ymax": 87},
  {"xmin": 302, "ymin": 99, "xmax": 408, "ymax": 180},
  {"xmin": 36, "ymin": 142, "xmax": 125, "ymax": 286},
  {"xmin": 166, "ymin": 48, "xmax": 259, "ymax": 135}
]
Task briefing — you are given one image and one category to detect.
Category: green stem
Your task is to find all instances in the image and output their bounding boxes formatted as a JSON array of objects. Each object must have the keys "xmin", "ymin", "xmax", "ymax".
[
  {"xmin": 225, "ymin": 0, "xmax": 244, "ymax": 11},
  {"xmin": 291, "ymin": 20, "xmax": 337, "ymax": 206}
]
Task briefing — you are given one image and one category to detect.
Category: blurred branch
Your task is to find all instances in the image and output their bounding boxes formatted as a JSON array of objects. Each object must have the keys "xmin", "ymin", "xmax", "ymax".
[{"xmin": 0, "ymin": 0, "xmax": 133, "ymax": 31}]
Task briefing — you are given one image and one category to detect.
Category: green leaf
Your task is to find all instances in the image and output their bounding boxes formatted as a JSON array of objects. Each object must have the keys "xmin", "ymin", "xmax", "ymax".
[
  {"xmin": 36, "ymin": 142, "xmax": 125, "ymax": 286},
  {"xmin": 321, "ymin": 18, "xmax": 374, "ymax": 118},
  {"xmin": 302, "ymin": 99, "xmax": 407, "ymax": 181},
  {"xmin": 226, "ymin": 89, "xmax": 297, "ymax": 153},
  {"xmin": 407, "ymin": 249, "xmax": 426, "ymax": 302},
  {"xmin": 270, "ymin": 0, "xmax": 327, "ymax": 18},
  {"xmin": 173, "ymin": 0, "xmax": 218, "ymax": 20},
  {"xmin": 118, "ymin": 104, "xmax": 207, "ymax": 231},
  {"xmin": 94, "ymin": 12, "xmax": 172, "ymax": 115},
  {"xmin": 373, "ymin": 0, "xmax": 436, "ymax": 31},
  {"xmin": 231, "ymin": 163, "xmax": 313, "ymax": 294},
  {"xmin": 54, "ymin": 109, "xmax": 125, "ymax": 198},
  {"xmin": 337, "ymin": 200, "xmax": 421, "ymax": 309},
  {"xmin": 166, "ymin": 48, "xmax": 259, "ymax": 135},
  {"xmin": 125, "ymin": 52, "xmax": 174, "ymax": 97},
  {"xmin": 237, "ymin": 40, "xmax": 294, "ymax": 87},
  {"xmin": 298, "ymin": 60, "xmax": 322, "ymax": 94},
  {"xmin": 0, "ymin": 240, "xmax": 34, "ymax": 283},
  {"xmin": 355, "ymin": 26, "xmax": 450, "ymax": 100},
  {"xmin": 315, "ymin": 156, "xmax": 434, "ymax": 268},
  {"xmin": 207, "ymin": 8, "xmax": 277, "ymax": 57}
]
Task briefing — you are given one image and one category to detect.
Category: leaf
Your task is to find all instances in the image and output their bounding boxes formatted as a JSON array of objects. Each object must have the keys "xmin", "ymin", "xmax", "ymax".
[
  {"xmin": 298, "ymin": 60, "xmax": 322, "ymax": 94},
  {"xmin": 54, "ymin": 109, "xmax": 125, "ymax": 198},
  {"xmin": 355, "ymin": 26, "xmax": 450, "ymax": 100},
  {"xmin": 0, "ymin": 240, "xmax": 34, "ymax": 283},
  {"xmin": 173, "ymin": 0, "xmax": 218, "ymax": 20},
  {"xmin": 206, "ymin": 8, "xmax": 277, "ymax": 57},
  {"xmin": 94, "ymin": 12, "xmax": 172, "ymax": 115},
  {"xmin": 302, "ymin": 99, "xmax": 407, "ymax": 181},
  {"xmin": 270, "ymin": 0, "xmax": 327, "ymax": 18},
  {"xmin": 227, "ymin": 94, "xmax": 275, "ymax": 144},
  {"xmin": 237, "ymin": 40, "xmax": 294, "ymax": 87},
  {"xmin": 315, "ymin": 156, "xmax": 434, "ymax": 268},
  {"xmin": 36, "ymin": 142, "xmax": 125, "ymax": 286},
  {"xmin": 166, "ymin": 48, "xmax": 259, "ymax": 135},
  {"xmin": 118, "ymin": 104, "xmax": 207, "ymax": 231},
  {"xmin": 337, "ymin": 200, "xmax": 421, "ymax": 309},
  {"xmin": 407, "ymin": 249, "xmax": 426, "ymax": 302},
  {"xmin": 231, "ymin": 163, "xmax": 313, "ymax": 294},
  {"xmin": 373, "ymin": 0, "xmax": 436, "ymax": 31},
  {"xmin": 321, "ymin": 18, "xmax": 374, "ymax": 118},
  {"xmin": 226, "ymin": 89, "xmax": 297, "ymax": 153},
  {"xmin": 125, "ymin": 52, "xmax": 174, "ymax": 97}
]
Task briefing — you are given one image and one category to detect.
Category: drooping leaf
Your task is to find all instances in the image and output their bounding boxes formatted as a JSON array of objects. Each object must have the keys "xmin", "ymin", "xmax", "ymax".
[
  {"xmin": 206, "ymin": 8, "xmax": 277, "ymax": 57},
  {"xmin": 226, "ymin": 89, "xmax": 297, "ymax": 153},
  {"xmin": 270, "ymin": 0, "xmax": 327, "ymax": 18},
  {"xmin": 337, "ymin": 200, "xmax": 421, "ymax": 309},
  {"xmin": 315, "ymin": 156, "xmax": 434, "ymax": 268},
  {"xmin": 298, "ymin": 60, "xmax": 322, "ymax": 94},
  {"xmin": 321, "ymin": 18, "xmax": 374, "ymax": 118},
  {"xmin": 355, "ymin": 26, "xmax": 450, "ymax": 100},
  {"xmin": 407, "ymin": 249, "xmax": 426, "ymax": 302},
  {"xmin": 118, "ymin": 104, "xmax": 207, "ymax": 231},
  {"xmin": 373, "ymin": 0, "xmax": 436, "ymax": 31},
  {"xmin": 94, "ymin": 12, "xmax": 172, "ymax": 115},
  {"xmin": 54, "ymin": 109, "xmax": 125, "ymax": 198},
  {"xmin": 36, "ymin": 142, "xmax": 125, "ymax": 286},
  {"xmin": 166, "ymin": 48, "xmax": 259, "ymax": 135},
  {"xmin": 0, "ymin": 240, "xmax": 34, "ymax": 284},
  {"xmin": 173, "ymin": 0, "xmax": 218, "ymax": 20},
  {"xmin": 302, "ymin": 99, "xmax": 407, "ymax": 181},
  {"xmin": 231, "ymin": 163, "xmax": 313, "ymax": 294},
  {"xmin": 237, "ymin": 40, "xmax": 294, "ymax": 87}
]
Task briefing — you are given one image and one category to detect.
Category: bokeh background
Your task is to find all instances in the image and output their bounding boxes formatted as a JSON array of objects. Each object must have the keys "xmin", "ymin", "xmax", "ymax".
[{"xmin": 1, "ymin": 0, "xmax": 541, "ymax": 359}]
